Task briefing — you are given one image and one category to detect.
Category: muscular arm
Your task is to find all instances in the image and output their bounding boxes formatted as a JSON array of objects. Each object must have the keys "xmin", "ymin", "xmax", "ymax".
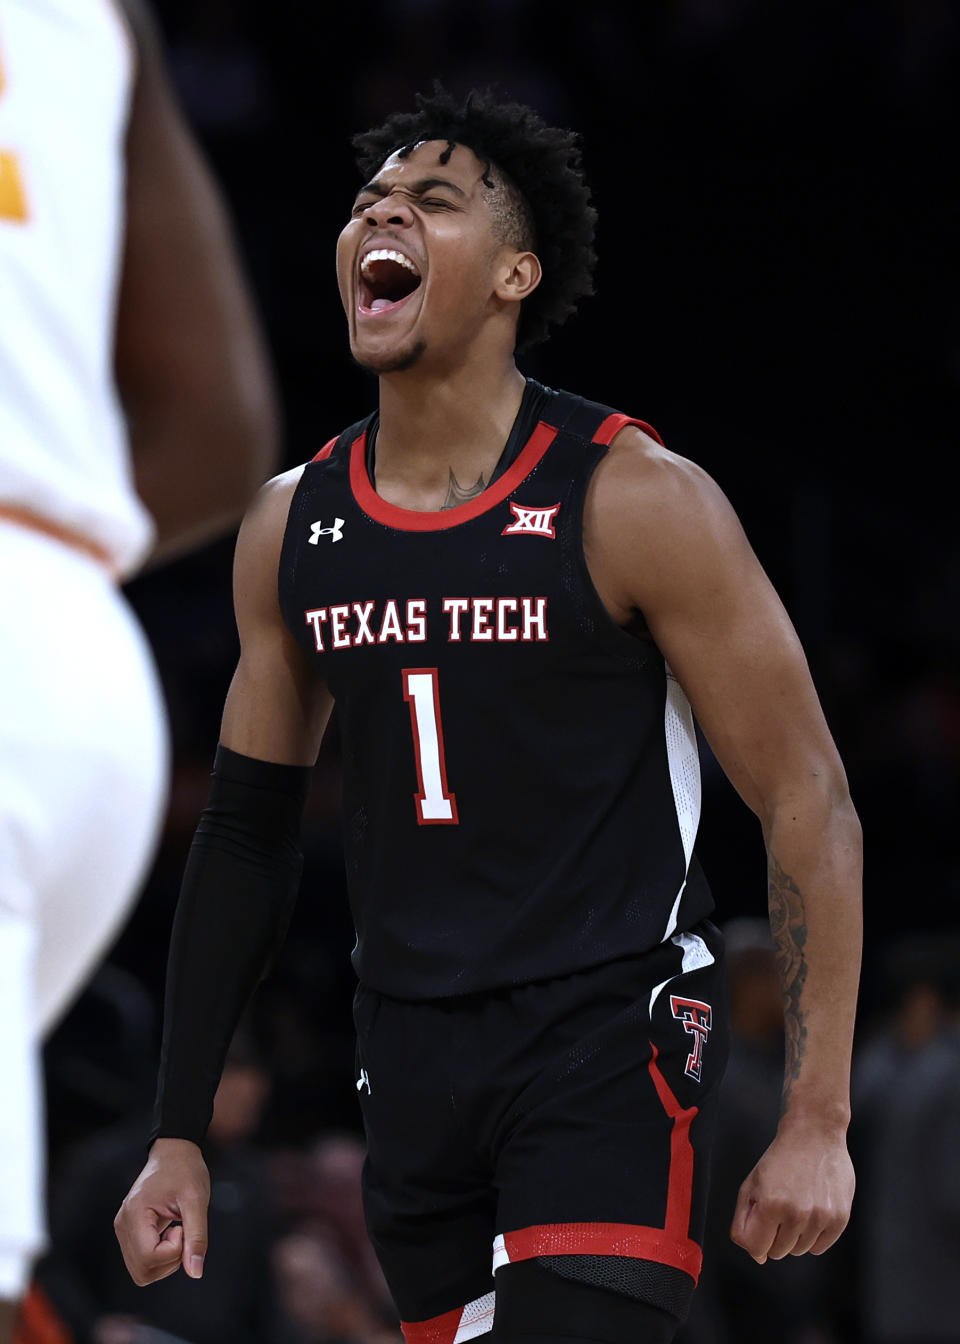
[
  {"xmin": 220, "ymin": 471, "xmax": 333, "ymax": 762},
  {"xmin": 115, "ymin": 472, "xmax": 332, "ymax": 1287},
  {"xmin": 150, "ymin": 470, "xmax": 331, "ymax": 1143},
  {"xmin": 114, "ymin": 0, "xmax": 279, "ymax": 564},
  {"xmin": 587, "ymin": 429, "xmax": 861, "ymax": 1256}
]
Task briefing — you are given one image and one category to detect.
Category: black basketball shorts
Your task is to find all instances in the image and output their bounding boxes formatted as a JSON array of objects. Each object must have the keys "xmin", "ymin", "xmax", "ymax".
[{"xmin": 353, "ymin": 920, "xmax": 729, "ymax": 1343}]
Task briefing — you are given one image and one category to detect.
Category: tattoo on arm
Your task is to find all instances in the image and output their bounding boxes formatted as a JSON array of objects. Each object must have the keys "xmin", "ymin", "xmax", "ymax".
[
  {"xmin": 768, "ymin": 854, "xmax": 808, "ymax": 1109},
  {"xmin": 441, "ymin": 469, "xmax": 486, "ymax": 510}
]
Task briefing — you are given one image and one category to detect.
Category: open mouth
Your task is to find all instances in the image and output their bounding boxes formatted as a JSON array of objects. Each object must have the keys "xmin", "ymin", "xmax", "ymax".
[{"xmin": 358, "ymin": 248, "xmax": 423, "ymax": 316}]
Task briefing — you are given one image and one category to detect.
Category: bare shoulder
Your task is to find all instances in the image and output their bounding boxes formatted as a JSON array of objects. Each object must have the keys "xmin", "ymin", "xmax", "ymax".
[
  {"xmin": 590, "ymin": 424, "xmax": 733, "ymax": 535},
  {"xmin": 585, "ymin": 424, "xmax": 756, "ymax": 616},
  {"xmin": 238, "ymin": 466, "xmax": 305, "ymax": 542},
  {"xmin": 233, "ymin": 466, "xmax": 305, "ymax": 612},
  {"xmin": 224, "ymin": 463, "xmax": 333, "ymax": 760}
]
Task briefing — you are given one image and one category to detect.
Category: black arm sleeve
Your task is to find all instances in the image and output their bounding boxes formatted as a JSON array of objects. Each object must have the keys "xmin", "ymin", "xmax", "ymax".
[{"xmin": 151, "ymin": 745, "xmax": 312, "ymax": 1145}]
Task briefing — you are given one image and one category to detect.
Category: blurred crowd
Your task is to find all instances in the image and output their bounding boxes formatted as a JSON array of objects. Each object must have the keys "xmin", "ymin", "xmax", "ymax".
[
  {"xmin": 26, "ymin": 0, "xmax": 960, "ymax": 1340},
  {"xmin": 33, "ymin": 924, "xmax": 960, "ymax": 1343},
  {"xmin": 38, "ymin": 1026, "xmax": 400, "ymax": 1344}
]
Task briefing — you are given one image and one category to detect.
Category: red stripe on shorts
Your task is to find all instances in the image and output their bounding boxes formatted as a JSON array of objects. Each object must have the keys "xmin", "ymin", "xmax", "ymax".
[
  {"xmin": 401, "ymin": 1293, "xmax": 496, "ymax": 1344},
  {"xmin": 401, "ymin": 1305, "xmax": 464, "ymax": 1344},
  {"xmin": 493, "ymin": 1040, "xmax": 703, "ymax": 1282},
  {"xmin": 495, "ymin": 1219, "xmax": 701, "ymax": 1281},
  {"xmin": 648, "ymin": 1040, "xmax": 700, "ymax": 1252}
]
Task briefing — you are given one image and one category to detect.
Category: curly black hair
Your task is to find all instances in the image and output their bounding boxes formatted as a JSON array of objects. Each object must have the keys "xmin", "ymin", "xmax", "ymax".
[{"xmin": 352, "ymin": 85, "xmax": 597, "ymax": 352}]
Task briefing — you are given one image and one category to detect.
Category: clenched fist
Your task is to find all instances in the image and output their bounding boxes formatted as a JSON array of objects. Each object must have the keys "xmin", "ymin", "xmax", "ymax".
[
  {"xmin": 730, "ymin": 1119, "xmax": 854, "ymax": 1263},
  {"xmin": 114, "ymin": 1138, "xmax": 211, "ymax": 1286}
]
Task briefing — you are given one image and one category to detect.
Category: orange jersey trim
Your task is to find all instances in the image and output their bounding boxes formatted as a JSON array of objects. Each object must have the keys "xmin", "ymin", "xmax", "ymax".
[{"xmin": 0, "ymin": 504, "xmax": 116, "ymax": 575}]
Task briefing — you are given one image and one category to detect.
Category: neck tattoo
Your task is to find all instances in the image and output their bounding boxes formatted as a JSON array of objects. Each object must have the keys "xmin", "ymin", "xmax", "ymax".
[{"xmin": 441, "ymin": 468, "xmax": 487, "ymax": 510}]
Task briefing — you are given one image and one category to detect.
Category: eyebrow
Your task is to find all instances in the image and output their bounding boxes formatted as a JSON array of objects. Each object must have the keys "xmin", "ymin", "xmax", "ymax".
[{"xmin": 354, "ymin": 176, "xmax": 469, "ymax": 203}]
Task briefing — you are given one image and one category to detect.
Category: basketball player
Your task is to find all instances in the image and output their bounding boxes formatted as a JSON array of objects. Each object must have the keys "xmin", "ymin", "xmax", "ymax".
[
  {"xmin": 114, "ymin": 89, "xmax": 861, "ymax": 1344},
  {"xmin": 0, "ymin": 0, "xmax": 277, "ymax": 1336}
]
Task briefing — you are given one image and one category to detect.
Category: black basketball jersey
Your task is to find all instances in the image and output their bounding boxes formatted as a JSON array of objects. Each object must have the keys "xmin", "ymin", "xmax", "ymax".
[{"xmin": 278, "ymin": 381, "xmax": 713, "ymax": 999}]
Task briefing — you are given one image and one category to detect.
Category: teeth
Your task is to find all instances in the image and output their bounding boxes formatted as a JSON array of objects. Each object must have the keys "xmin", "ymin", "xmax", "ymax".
[{"xmin": 360, "ymin": 248, "xmax": 420, "ymax": 278}]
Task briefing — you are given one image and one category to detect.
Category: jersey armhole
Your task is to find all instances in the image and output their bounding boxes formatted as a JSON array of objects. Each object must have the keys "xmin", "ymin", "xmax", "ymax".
[
  {"xmin": 312, "ymin": 437, "xmax": 338, "ymax": 462},
  {"xmin": 593, "ymin": 413, "xmax": 665, "ymax": 448},
  {"xmin": 564, "ymin": 443, "xmax": 663, "ymax": 663}
]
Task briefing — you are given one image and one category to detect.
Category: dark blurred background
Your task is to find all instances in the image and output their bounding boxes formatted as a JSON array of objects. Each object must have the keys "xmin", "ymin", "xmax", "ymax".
[{"xmin": 33, "ymin": 2, "xmax": 960, "ymax": 1342}]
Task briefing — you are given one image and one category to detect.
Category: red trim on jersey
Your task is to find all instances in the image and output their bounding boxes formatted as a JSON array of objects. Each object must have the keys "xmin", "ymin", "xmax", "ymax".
[
  {"xmin": 497, "ymin": 1219, "xmax": 702, "ymax": 1280},
  {"xmin": 349, "ymin": 422, "xmax": 559, "ymax": 531},
  {"xmin": 312, "ymin": 436, "xmax": 338, "ymax": 462},
  {"xmin": 592, "ymin": 413, "xmax": 665, "ymax": 447},
  {"xmin": 400, "ymin": 1305, "xmax": 464, "ymax": 1344}
]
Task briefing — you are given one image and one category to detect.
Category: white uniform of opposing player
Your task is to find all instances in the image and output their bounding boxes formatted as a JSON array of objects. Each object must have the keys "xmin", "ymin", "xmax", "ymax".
[{"xmin": 0, "ymin": 0, "xmax": 167, "ymax": 1298}]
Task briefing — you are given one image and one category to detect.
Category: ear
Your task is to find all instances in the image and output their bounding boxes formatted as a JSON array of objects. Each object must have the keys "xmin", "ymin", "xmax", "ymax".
[{"xmin": 493, "ymin": 250, "xmax": 542, "ymax": 305}]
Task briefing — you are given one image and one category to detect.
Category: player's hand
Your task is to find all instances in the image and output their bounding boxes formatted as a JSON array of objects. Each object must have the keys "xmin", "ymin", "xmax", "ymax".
[
  {"xmin": 114, "ymin": 1138, "xmax": 211, "ymax": 1286},
  {"xmin": 729, "ymin": 1119, "xmax": 854, "ymax": 1263}
]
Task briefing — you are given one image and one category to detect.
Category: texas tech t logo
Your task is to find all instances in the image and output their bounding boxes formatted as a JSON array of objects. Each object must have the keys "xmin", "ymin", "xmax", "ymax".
[
  {"xmin": 502, "ymin": 502, "xmax": 561, "ymax": 538},
  {"xmin": 670, "ymin": 996, "xmax": 712, "ymax": 1082}
]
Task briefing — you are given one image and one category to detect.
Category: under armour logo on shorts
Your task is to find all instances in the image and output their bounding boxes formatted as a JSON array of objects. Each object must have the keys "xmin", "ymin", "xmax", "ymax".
[{"xmin": 309, "ymin": 518, "xmax": 345, "ymax": 544}]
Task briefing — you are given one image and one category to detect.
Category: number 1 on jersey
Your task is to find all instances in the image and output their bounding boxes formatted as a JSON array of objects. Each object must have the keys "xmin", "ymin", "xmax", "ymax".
[{"xmin": 403, "ymin": 668, "xmax": 459, "ymax": 825}]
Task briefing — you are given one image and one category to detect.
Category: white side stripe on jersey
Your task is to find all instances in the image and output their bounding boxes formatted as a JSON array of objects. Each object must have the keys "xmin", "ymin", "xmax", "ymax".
[
  {"xmin": 650, "ymin": 664, "xmax": 713, "ymax": 1016},
  {"xmin": 649, "ymin": 930, "xmax": 716, "ymax": 1018},
  {"xmin": 661, "ymin": 666, "xmax": 702, "ymax": 942}
]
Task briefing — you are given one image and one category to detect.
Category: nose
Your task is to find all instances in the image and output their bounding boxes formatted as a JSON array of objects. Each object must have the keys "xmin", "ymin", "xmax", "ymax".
[{"xmin": 363, "ymin": 192, "xmax": 415, "ymax": 229}]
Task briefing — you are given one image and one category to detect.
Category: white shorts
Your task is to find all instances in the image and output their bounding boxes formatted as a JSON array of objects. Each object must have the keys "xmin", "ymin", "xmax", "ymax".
[{"xmin": 0, "ymin": 521, "xmax": 168, "ymax": 1297}]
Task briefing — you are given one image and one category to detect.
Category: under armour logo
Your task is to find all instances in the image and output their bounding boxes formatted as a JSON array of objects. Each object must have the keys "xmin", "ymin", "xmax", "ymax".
[
  {"xmin": 501, "ymin": 502, "xmax": 561, "ymax": 539},
  {"xmin": 356, "ymin": 1068, "xmax": 371, "ymax": 1095},
  {"xmin": 670, "ymin": 996, "xmax": 712, "ymax": 1082},
  {"xmin": 309, "ymin": 518, "xmax": 344, "ymax": 544}
]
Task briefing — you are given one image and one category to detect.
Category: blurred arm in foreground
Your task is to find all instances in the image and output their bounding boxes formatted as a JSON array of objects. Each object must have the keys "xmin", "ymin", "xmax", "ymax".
[{"xmin": 116, "ymin": 0, "xmax": 280, "ymax": 566}]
